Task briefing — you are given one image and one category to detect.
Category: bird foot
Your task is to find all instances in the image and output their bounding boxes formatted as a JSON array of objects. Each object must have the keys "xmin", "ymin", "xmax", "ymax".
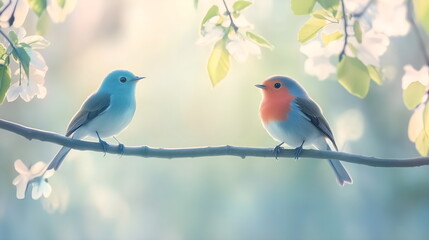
[
  {"xmin": 273, "ymin": 142, "xmax": 284, "ymax": 159},
  {"xmin": 99, "ymin": 139, "xmax": 109, "ymax": 156},
  {"xmin": 294, "ymin": 146, "xmax": 303, "ymax": 160},
  {"xmin": 118, "ymin": 143, "xmax": 125, "ymax": 157}
]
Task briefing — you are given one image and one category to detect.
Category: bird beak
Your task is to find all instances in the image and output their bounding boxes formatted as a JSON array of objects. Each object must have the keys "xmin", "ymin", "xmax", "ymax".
[
  {"xmin": 255, "ymin": 84, "xmax": 266, "ymax": 89},
  {"xmin": 131, "ymin": 76, "xmax": 145, "ymax": 82}
]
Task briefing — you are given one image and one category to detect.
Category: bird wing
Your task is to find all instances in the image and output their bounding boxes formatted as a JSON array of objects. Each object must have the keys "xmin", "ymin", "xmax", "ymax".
[
  {"xmin": 294, "ymin": 97, "xmax": 338, "ymax": 151},
  {"xmin": 66, "ymin": 93, "xmax": 111, "ymax": 137}
]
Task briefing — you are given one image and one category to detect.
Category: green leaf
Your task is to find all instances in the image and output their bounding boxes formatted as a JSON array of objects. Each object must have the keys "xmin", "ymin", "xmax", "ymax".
[
  {"xmin": 424, "ymin": 103, "xmax": 429, "ymax": 136},
  {"xmin": 353, "ymin": 20, "xmax": 362, "ymax": 43},
  {"xmin": 12, "ymin": 47, "xmax": 31, "ymax": 78},
  {"xmin": 291, "ymin": 0, "xmax": 316, "ymax": 15},
  {"xmin": 337, "ymin": 56, "xmax": 370, "ymax": 98},
  {"xmin": 28, "ymin": 0, "xmax": 47, "ymax": 17},
  {"xmin": 0, "ymin": 1, "xmax": 3, "ymax": 9},
  {"xmin": 233, "ymin": 0, "xmax": 252, "ymax": 11},
  {"xmin": 311, "ymin": 9, "xmax": 333, "ymax": 20},
  {"xmin": 367, "ymin": 65, "xmax": 382, "ymax": 85},
  {"xmin": 298, "ymin": 17, "xmax": 327, "ymax": 43},
  {"xmin": 347, "ymin": 43, "xmax": 357, "ymax": 55},
  {"xmin": 317, "ymin": 0, "xmax": 339, "ymax": 9},
  {"xmin": 8, "ymin": 31, "xmax": 18, "ymax": 44},
  {"xmin": 0, "ymin": 44, "xmax": 6, "ymax": 57},
  {"xmin": 207, "ymin": 40, "xmax": 230, "ymax": 86},
  {"xmin": 413, "ymin": 0, "xmax": 429, "ymax": 34},
  {"xmin": 56, "ymin": 0, "xmax": 66, "ymax": 8},
  {"xmin": 36, "ymin": 13, "xmax": 50, "ymax": 35},
  {"xmin": 0, "ymin": 64, "xmax": 11, "ymax": 104},
  {"xmin": 246, "ymin": 32, "xmax": 274, "ymax": 50},
  {"xmin": 403, "ymin": 81, "xmax": 426, "ymax": 110},
  {"xmin": 321, "ymin": 31, "xmax": 343, "ymax": 46},
  {"xmin": 201, "ymin": 5, "xmax": 219, "ymax": 30},
  {"xmin": 415, "ymin": 130, "xmax": 429, "ymax": 156}
]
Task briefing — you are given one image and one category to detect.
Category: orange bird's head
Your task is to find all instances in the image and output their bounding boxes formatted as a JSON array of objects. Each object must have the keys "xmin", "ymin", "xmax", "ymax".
[{"xmin": 256, "ymin": 76, "xmax": 308, "ymax": 123}]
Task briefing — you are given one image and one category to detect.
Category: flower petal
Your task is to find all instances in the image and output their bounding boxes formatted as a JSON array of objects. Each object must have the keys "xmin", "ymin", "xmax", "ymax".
[
  {"xmin": 14, "ymin": 159, "xmax": 29, "ymax": 174},
  {"xmin": 42, "ymin": 181, "xmax": 52, "ymax": 198},
  {"xmin": 12, "ymin": 0, "xmax": 29, "ymax": 28},
  {"xmin": 197, "ymin": 27, "xmax": 225, "ymax": 45},
  {"xmin": 31, "ymin": 182, "xmax": 43, "ymax": 200},
  {"xmin": 6, "ymin": 83, "xmax": 22, "ymax": 102},
  {"xmin": 36, "ymin": 84, "xmax": 47, "ymax": 99},
  {"xmin": 30, "ymin": 161, "xmax": 47, "ymax": 175},
  {"xmin": 15, "ymin": 181, "xmax": 29, "ymax": 199}
]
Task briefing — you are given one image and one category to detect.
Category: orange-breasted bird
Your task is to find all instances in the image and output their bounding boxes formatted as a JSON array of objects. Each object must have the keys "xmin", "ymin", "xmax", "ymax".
[{"xmin": 256, "ymin": 76, "xmax": 352, "ymax": 186}]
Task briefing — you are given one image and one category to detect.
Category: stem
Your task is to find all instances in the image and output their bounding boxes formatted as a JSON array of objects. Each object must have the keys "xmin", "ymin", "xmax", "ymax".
[
  {"xmin": 222, "ymin": 0, "xmax": 238, "ymax": 32},
  {"xmin": 1, "ymin": 118, "xmax": 429, "ymax": 167},
  {"xmin": 408, "ymin": 0, "xmax": 429, "ymax": 66},
  {"xmin": 339, "ymin": 0, "xmax": 349, "ymax": 61},
  {"xmin": 0, "ymin": 0, "xmax": 12, "ymax": 17},
  {"xmin": 0, "ymin": 29, "xmax": 23, "ymax": 84}
]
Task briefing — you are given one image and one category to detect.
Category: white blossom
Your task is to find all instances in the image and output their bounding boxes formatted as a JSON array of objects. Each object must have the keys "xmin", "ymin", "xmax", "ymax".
[
  {"xmin": 0, "ymin": 0, "xmax": 29, "ymax": 28},
  {"xmin": 300, "ymin": 38, "xmax": 342, "ymax": 80},
  {"xmin": 197, "ymin": 26, "xmax": 225, "ymax": 45},
  {"xmin": 402, "ymin": 65, "xmax": 429, "ymax": 89},
  {"xmin": 31, "ymin": 171, "xmax": 54, "ymax": 200},
  {"xmin": 6, "ymin": 29, "xmax": 49, "ymax": 102},
  {"xmin": 226, "ymin": 32, "xmax": 261, "ymax": 62},
  {"xmin": 354, "ymin": 29, "xmax": 390, "ymax": 67},
  {"xmin": 372, "ymin": 0, "xmax": 410, "ymax": 37},
  {"xmin": 12, "ymin": 160, "xmax": 46, "ymax": 199},
  {"xmin": 6, "ymin": 70, "xmax": 47, "ymax": 102}
]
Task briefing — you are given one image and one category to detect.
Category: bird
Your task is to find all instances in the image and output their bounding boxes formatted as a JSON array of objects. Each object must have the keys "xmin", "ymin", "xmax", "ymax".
[
  {"xmin": 255, "ymin": 76, "xmax": 352, "ymax": 186},
  {"xmin": 46, "ymin": 70, "xmax": 145, "ymax": 172}
]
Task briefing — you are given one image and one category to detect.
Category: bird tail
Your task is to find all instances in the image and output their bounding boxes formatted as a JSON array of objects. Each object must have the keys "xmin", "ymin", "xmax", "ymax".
[
  {"xmin": 315, "ymin": 141, "xmax": 352, "ymax": 186},
  {"xmin": 46, "ymin": 146, "xmax": 72, "ymax": 171},
  {"xmin": 328, "ymin": 159, "xmax": 352, "ymax": 186}
]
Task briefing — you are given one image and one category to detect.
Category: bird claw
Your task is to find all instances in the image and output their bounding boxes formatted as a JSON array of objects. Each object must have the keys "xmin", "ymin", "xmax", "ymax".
[
  {"xmin": 294, "ymin": 140, "xmax": 305, "ymax": 160},
  {"xmin": 99, "ymin": 139, "xmax": 109, "ymax": 156},
  {"xmin": 273, "ymin": 142, "xmax": 284, "ymax": 159},
  {"xmin": 118, "ymin": 143, "xmax": 125, "ymax": 157},
  {"xmin": 294, "ymin": 146, "xmax": 303, "ymax": 160}
]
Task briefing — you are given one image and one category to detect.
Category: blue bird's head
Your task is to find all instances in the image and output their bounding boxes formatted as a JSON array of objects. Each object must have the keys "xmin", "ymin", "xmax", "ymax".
[{"xmin": 99, "ymin": 70, "xmax": 145, "ymax": 94}]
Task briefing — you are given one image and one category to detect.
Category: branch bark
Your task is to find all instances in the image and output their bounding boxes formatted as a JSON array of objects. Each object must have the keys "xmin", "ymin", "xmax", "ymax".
[{"xmin": 0, "ymin": 119, "xmax": 428, "ymax": 167}]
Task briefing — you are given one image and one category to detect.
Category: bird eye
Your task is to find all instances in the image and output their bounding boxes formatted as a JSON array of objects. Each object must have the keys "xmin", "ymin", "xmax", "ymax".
[
  {"xmin": 274, "ymin": 82, "xmax": 281, "ymax": 89},
  {"xmin": 119, "ymin": 77, "xmax": 127, "ymax": 83}
]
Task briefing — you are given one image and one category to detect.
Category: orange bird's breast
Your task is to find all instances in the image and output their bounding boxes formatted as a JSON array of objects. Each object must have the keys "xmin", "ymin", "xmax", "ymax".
[{"xmin": 259, "ymin": 93, "xmax": 294, "ymax": 124}]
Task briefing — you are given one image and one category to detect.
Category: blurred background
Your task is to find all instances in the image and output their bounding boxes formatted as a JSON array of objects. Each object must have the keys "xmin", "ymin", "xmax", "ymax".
[{"xmin": 1, "ymin": 0, "xmax": 428, "ymax": 239}]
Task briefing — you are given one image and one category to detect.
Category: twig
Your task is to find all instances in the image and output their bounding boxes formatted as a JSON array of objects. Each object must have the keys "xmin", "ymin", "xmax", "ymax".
[
  {"xmin": 222, "ymin": 0, "xmax": 238, "ymax": 32},
  {"xmin": 0, "ymin": 119, "xmax": 429, "ymax": 167},
  {"xmin": 338, "ymin": 0, "xmax": 349, "ymax": 61},
  {"xmin": 0, "ymin": 0, "xmax": 12, "ymax": 16},
  {"xmin": 408, "ymin": 0, "xmax": 429, "ymax": 66}
]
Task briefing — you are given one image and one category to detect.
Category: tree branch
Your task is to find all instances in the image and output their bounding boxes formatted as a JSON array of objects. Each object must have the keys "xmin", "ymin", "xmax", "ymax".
[
  {"xmin": 0, "ymin": 118, "xmax": 428, "ymax": 167},
  {"xmin": 222, "ymin": 0, "xmax": 238, "ymax": 32},
  {"xmin": 338, "ymin": 0, "xmax": 349, "ymax": 61},
  {"xmin": 408, "ymin": 0, "xmax": 429, "ymax": 66}
]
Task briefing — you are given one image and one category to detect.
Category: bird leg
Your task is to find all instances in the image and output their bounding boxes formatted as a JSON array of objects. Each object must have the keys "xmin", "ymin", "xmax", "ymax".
[
  {"xmin": 113, "ymin": 136, "xmax": 125, "ymax": 157},
  {"xmin": 273, "ymin": 142, "xmax": 284, "ymax": 159},
  {"xmin": 294, "ymin": 140, "xmax": 305, "ymax": 160},
  {"xmin": 96, "ymin": 131, "xmax": 108, "ymax": 156}
]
